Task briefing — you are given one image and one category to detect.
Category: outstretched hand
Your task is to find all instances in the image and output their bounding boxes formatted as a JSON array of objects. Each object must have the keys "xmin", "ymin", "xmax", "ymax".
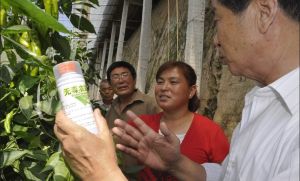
[
  {"xmin": 54, "ymin": 109, "xmax": 126, "ymax": 181},
  {"xmin": 112, "ymin": 110, "xmax": 181, "ymax": 171}
]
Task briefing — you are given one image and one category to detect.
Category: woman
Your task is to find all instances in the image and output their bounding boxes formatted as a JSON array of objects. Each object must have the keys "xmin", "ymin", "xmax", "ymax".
[{"xmin": 129, "ymin": 61, "xmax": 229, "ymax": 181}]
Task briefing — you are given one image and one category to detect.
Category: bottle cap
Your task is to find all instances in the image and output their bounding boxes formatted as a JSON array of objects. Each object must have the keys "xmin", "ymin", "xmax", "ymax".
[{"xmin": 53, "ymin": 61, "xmax": 83, "ymax": 80}]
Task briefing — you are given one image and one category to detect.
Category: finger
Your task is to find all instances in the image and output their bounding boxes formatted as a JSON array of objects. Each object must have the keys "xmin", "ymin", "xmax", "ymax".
[
  {"xmin": 113, "ymin": 119, "xmax": 143, "ymax": 141},
  {"xmin": 53, "ymin": 124, "xmax": 67, "ymax": 142},
  {"xmin": 55, "ymin": 110, "xmax": 82, "ymax": 135},
  {"xmin": 93, "ymin": 109, "xmax": 110, "ymax": 138},
  {"xmin": 116, "ymin": 144, "xmax": 141, "ymax": 159},
  {"xmin": 126, "ymin": 110, "xmax": 155, "ymax": 135},
  {"xmin": 159, "ymin": 122, "xmax": 179, "ymax": 144},
  {"xmin": 112, "ymin": 127, "xmax": 139, "ymax": 148}
]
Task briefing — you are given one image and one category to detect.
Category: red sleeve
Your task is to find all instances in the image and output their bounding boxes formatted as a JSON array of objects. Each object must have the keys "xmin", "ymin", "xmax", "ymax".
[{"xmin": 209, "ymin": 126, "xmax": 230, "ymax": 163}]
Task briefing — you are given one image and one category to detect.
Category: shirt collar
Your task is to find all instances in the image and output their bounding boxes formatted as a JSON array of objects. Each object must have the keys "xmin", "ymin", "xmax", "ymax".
[
  {"xmin": 269, "ymin": 67, "xmax": 299, "ymax": 115},
  {"xmin": 113, "ymin": 89, "xmax": 145, "ymax": 106}
]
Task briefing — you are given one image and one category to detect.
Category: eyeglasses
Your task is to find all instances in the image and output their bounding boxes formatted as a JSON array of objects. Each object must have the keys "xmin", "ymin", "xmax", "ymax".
[{"xmin": 111, "ymin": 72, "xmax": 130, "ymax": 80}]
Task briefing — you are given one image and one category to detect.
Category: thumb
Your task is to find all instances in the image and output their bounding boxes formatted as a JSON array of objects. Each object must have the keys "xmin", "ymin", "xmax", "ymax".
[
  {"xmin": 160, "ymin": 122, "xmax": 180, "ymax": 145},
  {"xmin": 93, "ymin": 109, "xmax": 110, "ymax": 138}
]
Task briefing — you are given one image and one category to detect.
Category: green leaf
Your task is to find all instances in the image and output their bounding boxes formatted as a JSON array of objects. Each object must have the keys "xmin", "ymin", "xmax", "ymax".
[
  {"xmin": 12, "ymin": 159, "xmax": 21, "ymax": 173},
  {"xmin": 69, "ymin": 14, "xmax": 96, "ymax": 33},
  {"xmin": 53, "ymin": 156, "xmax": 74, "ymax": 181},
  {"xmin": 40, "ymin": 98, "xmax": 60, "ymax": 116},
  {"xmin": 18, "ymin": 75, "xmax": 39, "ymax": 95},
  {"xmin": 0, "ymin": 64, "xmax": 15, "ymax": 83},
  {"xmin": 19, "ymin": 95, "xmax": 33, "ymax": 119},
  {"xmin": 12, "ymin": 124, "xmax": 28, "ymax": 133},
  {"xmin": 22, "ymin": 161, "xmax": 48, "ymax": 181},
  {"xmin": 0, "ymin": 150, "xmax": 28, "ymax": 168},
  {"xmin": 3, "ymin": 140, "xmax": 18, "ymax": 149},
  {"xmin": 34, "ymin": 22, "xmax": 50, "ymax": 48},
  {"xmin": 12, "ymin": 113, "xmax": 29, "ymax": 124},
  {"xmin": 1, "ymin": 25, "xmax": 31, "ymax": 34},
  {"xmin": 75, "ymin": 8, "xmax": 88, "ymax": 16},
  {"xmin": 28, "ymin": 135, "xmax": 41, "ymax": 149},
  {"xmin": 45, "ymin": 172, "xmax": 54, "ymax": 181},
  {"xmin": 24, "ymin": 167, "xmax": 42, "ymax": 181},
  {"xmin": 17, "ymin": 128, "xmax": 41, "ymax": 144},
  {"xmin": 73, "ymin": 1, "xmax": 95, "ymax": 8},
  {"xmin": 26, "ymin": 150, "xmax": 48, "ymax": 161},
  {"xmin": 2, "ymin": 36, "xmax": 52, "ymax": 71},
  {"xmin": 13, "ymin": 125, "xmax": 37, "ymax": 143},
  {"xmin": 3, "ymin": 35, "xmax": 32, "ymax": 60},
  {"xmin": 41, "ymin": 152, "xmax": 60, "ymax": 173},
  {"xmin": 5, "ymin": 49, "xmax": 17, "ymax": 66},
  {"xmin": 9, "ymin": 88, "xmax": 21, "ymax": 98},
  {"xmin": 82, "ymin": 62, "xmax": 89, "ymax": 72},
  {"xmin": 61, "ymin": 0, "xmax": 72, "ymax": 16},
  {"xmin": 2, "ymin": 0, "xmax": 71, "ymax": 34},
  {"xmin": 51, "ymin": 33, "xmax": 71, "ymax": 59},
  {"xmin": 88, "ymin": 0, "xmax": 99, "ymax": 6}
]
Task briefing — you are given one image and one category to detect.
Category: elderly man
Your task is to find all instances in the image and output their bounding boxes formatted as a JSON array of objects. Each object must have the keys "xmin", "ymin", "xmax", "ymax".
[
  {"xmin": 54, "ymin": 0, "xmax": 299, "ymax": 180},
  {"xmin": 93, "ymin": 79, "xmax": 114, "ymax": 115}
]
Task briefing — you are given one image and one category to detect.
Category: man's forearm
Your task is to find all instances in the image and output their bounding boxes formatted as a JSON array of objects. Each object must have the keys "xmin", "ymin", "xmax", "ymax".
[{"xmin": 168, "ymin": 155, "xmax": 206, "ymax": 181}]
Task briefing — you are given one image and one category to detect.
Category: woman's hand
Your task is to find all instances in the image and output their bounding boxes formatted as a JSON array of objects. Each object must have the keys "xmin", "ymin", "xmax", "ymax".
[{"xmin": 112, "ymin": 110, "xmax": 181, "ymax": 171}]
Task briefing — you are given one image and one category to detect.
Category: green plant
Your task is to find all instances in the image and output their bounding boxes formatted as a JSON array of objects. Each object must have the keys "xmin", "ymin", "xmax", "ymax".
[{"xmin": 0, "ymin": 0, "xmax": 98, "ymax": 180}]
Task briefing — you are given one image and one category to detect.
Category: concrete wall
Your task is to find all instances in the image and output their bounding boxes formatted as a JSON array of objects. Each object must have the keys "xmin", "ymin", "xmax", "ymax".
[
  {"xmin": 122, "ymin": 0, "xmax": 255, "ymax": 139},
  {"xmin": 123, "ymin": 0, "xmax": 188, "ymax": 94}
]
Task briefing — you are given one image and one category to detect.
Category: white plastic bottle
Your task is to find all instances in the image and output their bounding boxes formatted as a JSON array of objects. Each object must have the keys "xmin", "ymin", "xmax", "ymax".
[{"xmin": 53, "ymin": 61, "xmax": 98, "ymax": 134}]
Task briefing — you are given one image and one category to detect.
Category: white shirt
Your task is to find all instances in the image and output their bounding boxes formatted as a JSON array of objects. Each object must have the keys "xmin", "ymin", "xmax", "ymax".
[{"xmin": 204, "ymin": 68, "xmax": 299, "ymax": 181}]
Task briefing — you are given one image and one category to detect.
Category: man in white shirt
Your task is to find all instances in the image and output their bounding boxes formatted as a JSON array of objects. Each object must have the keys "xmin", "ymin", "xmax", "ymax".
[{"xmin": 53, "ymin": 0, "xmax": 299, "ymax": 180}]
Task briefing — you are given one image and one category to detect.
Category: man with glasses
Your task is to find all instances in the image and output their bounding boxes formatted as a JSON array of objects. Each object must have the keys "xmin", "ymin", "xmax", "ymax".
[
  {"xmin": 105, "ymin": 61, "xmax": 160, "ymax": 174},
  {"xmin": 105, "ymin": 61, "xmax": 160, "ymax": 128}
]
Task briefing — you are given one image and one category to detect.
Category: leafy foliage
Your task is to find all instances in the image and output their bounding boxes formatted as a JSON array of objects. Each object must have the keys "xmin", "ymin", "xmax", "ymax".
[{"xmin": 0, "ymin": 0, "xmax": 98, "ymax": 180}]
